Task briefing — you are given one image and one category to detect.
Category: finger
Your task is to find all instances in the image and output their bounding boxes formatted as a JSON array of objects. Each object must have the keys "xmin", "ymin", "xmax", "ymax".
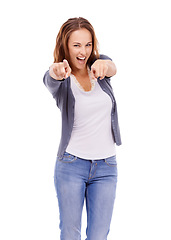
[
  {"xmin": 94, "ymin": 65, "xmax": 99, "ymax": 78},
  {"xmin": 63, "ymin": 59, "xmax": 71, "ymax": 78},
  {"xmin": 91, "ymin": 72, "xmax": 97, "ymax": 81},
  {"xmin": 103, "ymin": 64, "xmax": 108, "ymax": 78},
  {"xmin": 99, "ymin": 69, "xmax": 105, "ymax": 80},
  {"xmin": 58, "ymin": 63, "xmax": 66, "ymax": 76},
  {"xmin": 51, "ymin": 67, "xmax": 58, "ymax": 79},
  {"xmin": 63, "ymin": 59, "xmax": 70, "ymax": 70},
  {"xmin": 54, "ymin": 64, "xmax": 65, "ymax": 80},
  {"xmin": 99, "ymin": 68, "xmax": 104, "ymax": 80},
  {"xmin": 53, "ymin": 67, "xmax": 63, "ymax": 80},
  {"xmin": 53, "ymin": 67, "xmax": 60, "ymax": 77},
  {"xmin": 91, "ymin": 66, "xmax": 98, "ymax": 77},
  {"xmin": 90, "ymin": 68, "xmax": 97, "ymax": 80},
  {"xmin": 96, "ymin": 64, "xmax": 103, "ymax": 79},
  {"xmin": 99, "ymin": 64, "xmax": 108, "ymax": 80},
  {"xmin": 64, "ymin": 71, "xmax": 69, "ymax": 79}
]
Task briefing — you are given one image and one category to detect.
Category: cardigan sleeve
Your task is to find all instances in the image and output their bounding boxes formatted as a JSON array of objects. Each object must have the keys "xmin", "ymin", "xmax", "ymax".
[
  {"xmin": 43, "ymin": 70, "xmax": 65, "ymax": 98},
  {"xmin": 43, "ymin": 54, "xmax": 113, "ymax": 97},
  {"xmin": 89, "ymin": 54, "xmax": 112, "ymax": 67},
  {"xmin": 99, "ymin": 54, "xmax": 112, "ymax": 61}
]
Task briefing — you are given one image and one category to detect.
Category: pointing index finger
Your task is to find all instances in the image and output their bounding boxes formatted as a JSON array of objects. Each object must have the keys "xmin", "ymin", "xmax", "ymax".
[
  {"xmin": 63, "ymin": 59, "xmax": 71, "ymax": 79},
  {"xmin": 90, "ymin": 68, "xmax": 97, "ymax": 81},
  {"xmin": 63, "ymin": 59, "xmax": 69, "ymax": 69}
]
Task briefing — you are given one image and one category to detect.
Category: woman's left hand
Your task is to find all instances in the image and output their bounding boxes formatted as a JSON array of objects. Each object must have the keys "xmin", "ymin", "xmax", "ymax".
[{"xmin": 91, "ymin": 60, "xmax": 108, "ymax": 80}]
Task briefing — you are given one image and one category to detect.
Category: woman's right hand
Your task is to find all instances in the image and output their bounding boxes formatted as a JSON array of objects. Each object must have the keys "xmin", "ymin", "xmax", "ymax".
[{"xmin": 49, "ymin": 59, "xmax": 71, "ymax": 80}]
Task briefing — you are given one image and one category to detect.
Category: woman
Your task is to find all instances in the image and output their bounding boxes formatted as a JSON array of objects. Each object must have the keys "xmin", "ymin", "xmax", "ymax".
[{"xmin": 43, "ymin": 17, "xmax": 121, "ymax": 240}]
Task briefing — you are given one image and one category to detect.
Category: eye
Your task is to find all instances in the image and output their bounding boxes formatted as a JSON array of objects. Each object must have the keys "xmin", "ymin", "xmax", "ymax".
[
  {"xmin": 86, "ymin": 43, "xmax": 92, "ymax": 47},
  {"xmin": 73, "ymin": 44, "xmax": 80, "ymax": 47}
]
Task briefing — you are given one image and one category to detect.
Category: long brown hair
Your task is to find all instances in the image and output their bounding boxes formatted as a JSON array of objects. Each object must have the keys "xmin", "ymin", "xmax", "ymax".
[{"xmin": 53, "ymin": 17, "xmax": 99, "ymax": 66}]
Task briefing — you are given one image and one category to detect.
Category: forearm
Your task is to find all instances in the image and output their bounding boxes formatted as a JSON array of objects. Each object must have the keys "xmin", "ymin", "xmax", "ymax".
[{"xmin": 43, "ymin": 70, "xmax": 63, "ymax": 97}]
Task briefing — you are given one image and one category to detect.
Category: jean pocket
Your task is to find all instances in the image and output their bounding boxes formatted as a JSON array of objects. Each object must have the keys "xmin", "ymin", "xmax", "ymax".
[
  {"xmin": 58, "ymin": 152, "xmax": 77, "ymax": 163},
  {"xmin": 104, "ymin": 155, "xmax": 117, "ymax": 167}
]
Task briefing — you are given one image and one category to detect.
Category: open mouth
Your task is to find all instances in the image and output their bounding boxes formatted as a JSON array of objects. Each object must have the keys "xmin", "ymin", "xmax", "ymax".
[{"xmin": 76, "ymin": 56, "xmax": 86, "ymax": 64}]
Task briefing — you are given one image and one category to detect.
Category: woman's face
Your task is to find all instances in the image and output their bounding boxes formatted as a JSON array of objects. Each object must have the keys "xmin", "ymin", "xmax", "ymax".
[{"xmin": 68, "ymin": 28, "xmax": 93, "ymax": 72}]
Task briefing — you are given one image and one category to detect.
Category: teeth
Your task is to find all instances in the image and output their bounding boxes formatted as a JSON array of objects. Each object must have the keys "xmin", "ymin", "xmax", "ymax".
[{"xmin": 77, "ymin": 57, "xmax": 85, "ymax": 60}]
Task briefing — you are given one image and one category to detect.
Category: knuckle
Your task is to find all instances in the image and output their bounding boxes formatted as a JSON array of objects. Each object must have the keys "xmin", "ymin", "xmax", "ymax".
[{"xmin": 52, "ymin": 67, "xmax": 57, "ymax": 75}]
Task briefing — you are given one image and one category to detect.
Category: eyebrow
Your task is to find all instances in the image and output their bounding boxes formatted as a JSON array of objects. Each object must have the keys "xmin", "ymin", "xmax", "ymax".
[{"xmin": 73, "ymin": 41, "xmax": 92, "ymax": 45}]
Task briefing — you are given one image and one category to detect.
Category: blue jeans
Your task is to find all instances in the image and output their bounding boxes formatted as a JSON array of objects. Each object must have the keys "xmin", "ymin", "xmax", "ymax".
[{"xmin": 54, "ymin": 152, "xmax": 118, "ymax": 240}]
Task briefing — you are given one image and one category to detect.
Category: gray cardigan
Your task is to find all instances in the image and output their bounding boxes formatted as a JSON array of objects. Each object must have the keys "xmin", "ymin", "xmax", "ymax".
[{"xmin": 43, "ymin": 55, "xmax": 121, "ymax": 159}]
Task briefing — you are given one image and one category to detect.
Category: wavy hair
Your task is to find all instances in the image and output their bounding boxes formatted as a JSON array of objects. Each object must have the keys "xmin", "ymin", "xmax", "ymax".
[{"xmin": 53, "ymin": 17, "xmax": 99, "ymax": 66}]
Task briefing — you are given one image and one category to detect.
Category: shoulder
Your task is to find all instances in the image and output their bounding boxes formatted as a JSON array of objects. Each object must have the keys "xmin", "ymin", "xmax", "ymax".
[
  {"xmin": 99, "ymin": 54, "xmax": 112, "ymax": 61},
  {"xmin": 89, "ymin": 54, "xmax": 112, "ymax": 67}
]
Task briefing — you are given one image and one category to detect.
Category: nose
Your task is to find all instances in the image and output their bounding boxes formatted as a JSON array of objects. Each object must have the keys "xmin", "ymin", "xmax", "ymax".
[{"xmin": 80, "ymin": 46, "xmax": 86, "ymax": 56}]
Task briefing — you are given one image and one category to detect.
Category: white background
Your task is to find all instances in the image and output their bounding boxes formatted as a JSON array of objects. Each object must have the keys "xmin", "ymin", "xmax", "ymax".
[{"xmin": 0, "ymin": 0, "xmax": 171, "ymax": 239}]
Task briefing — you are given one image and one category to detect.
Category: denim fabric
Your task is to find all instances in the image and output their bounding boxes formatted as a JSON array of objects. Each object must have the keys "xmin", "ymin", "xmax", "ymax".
[{"xmin": 54, "ymin": 152, "xmax": 118, "ymax": 240}]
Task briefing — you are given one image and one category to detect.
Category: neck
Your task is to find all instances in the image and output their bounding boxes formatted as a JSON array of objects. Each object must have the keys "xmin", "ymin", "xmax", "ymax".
[{"xmin": 72, "ymin": 66, "xmax": 88, "ymax": 77}]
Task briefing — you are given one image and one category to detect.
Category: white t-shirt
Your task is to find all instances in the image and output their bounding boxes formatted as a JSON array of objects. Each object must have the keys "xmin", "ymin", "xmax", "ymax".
[{"xmin": 66, "ymin": 72, "xmax": 116, "ymax": 160}]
